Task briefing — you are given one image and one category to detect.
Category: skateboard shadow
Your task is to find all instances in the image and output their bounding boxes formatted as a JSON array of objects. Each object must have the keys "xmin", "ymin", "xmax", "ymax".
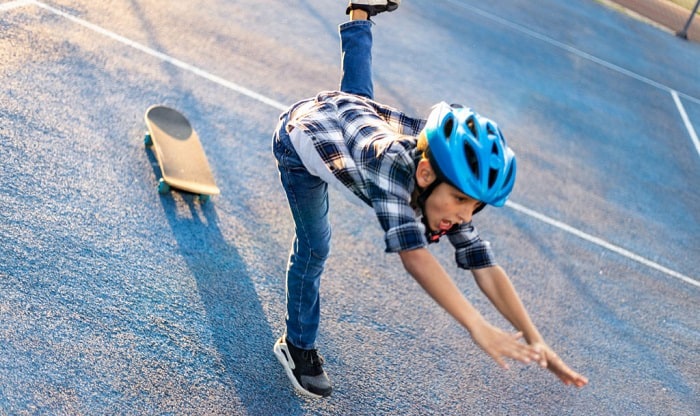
[{"xmin": 144, "ymin": 148, "xmax": 303, "ymax": 414}]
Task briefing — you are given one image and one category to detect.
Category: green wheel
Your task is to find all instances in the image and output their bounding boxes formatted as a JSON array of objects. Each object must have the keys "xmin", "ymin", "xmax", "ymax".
[
  {"xmin": 199, "ymin": 194, "xmax": 210, "ymax": 204},
  {"xmin": 144, "ymin": 133, "xmax": 153, "ymax": 146},
  {"xmin": 157, "ymin": 179, "xmax": 170, "ymax": 194}
]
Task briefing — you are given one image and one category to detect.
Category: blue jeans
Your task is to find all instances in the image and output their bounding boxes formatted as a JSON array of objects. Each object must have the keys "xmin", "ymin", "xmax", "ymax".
[
  {"xmin": 271, "ymin": 20, "xmax": 374, "ymax": 349},
  {"xmin": 339, "ymin": 20, "xmax": 374, "ymax": 100}
]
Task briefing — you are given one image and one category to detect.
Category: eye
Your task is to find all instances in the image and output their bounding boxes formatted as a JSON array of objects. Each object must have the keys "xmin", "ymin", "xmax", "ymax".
[{"xmin": 454, "ymin": 194, "xmax": 472, "ymax": 203}]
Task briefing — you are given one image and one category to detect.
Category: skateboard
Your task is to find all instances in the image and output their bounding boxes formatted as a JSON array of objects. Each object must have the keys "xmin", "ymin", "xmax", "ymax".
[{"xmin": 143, "ymin": 105, "xmax": 220, "ymax": 202}]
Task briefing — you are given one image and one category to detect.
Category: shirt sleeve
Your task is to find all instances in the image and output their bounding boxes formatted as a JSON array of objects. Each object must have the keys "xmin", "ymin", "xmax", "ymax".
[
  {"xmin": 371, "ymin": 102, "xmax": 426, "ymax": 136},
  {"xmin": 447, "ymin": 222, "xmax": 496, "ymax": 269},
  {"xmin": 383, "ymin": 221, "xmax": 426, "ymax": 253},
  {"xmin": 369, "ymin": 141, "xmax": 428, "ymax": 253}
]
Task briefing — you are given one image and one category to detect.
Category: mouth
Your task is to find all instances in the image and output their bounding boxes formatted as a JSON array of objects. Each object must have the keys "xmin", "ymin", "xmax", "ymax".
[{"xmin": 437, "ymin": 219, "xmax": 453, "ymax": 231}]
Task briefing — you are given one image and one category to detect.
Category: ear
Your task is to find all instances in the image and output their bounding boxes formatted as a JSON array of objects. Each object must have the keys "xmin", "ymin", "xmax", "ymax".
[{"xmin": 415, "ymin": 159, "xmax": 437, "ymax": 188}]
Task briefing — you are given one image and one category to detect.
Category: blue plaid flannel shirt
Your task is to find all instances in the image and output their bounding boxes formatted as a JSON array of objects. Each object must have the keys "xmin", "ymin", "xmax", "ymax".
[{"xmin": 284, "ymin": 91, "xmax": 496, "ymax": 269}]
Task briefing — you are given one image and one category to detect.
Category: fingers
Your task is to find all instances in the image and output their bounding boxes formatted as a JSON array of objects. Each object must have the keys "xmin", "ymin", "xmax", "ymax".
[
  {"xmin": 488, "ymin": 331, "xmax": 541, "ymax": 369},
  {"xmin": 540, "ymin": 346, "xmax": 589, "ymax": 388},
  {"xmin": 472, "ymin": 325, "xmax": 546, "ymax": 371},
  {"xmin": 529, "ymin": 341, "xmax": 550, "ymax": 368},
  {"xmin": 572, "ymin": 374, "xmax": 589, "ymax": 387},
  {"xmin": 484, "ymin": 336, "xmax": 590, "ymax": 388},
  {"xmin": 558, "ymin": 369, "xmax": 589, "ymax": 387},
  {"xmin": 493, "ymin": 355, "xmax": 509, "ymax": 370},
  {"xmin": 556, "ymin": 365, "xmax": 589, "ymax": 388},
  {"xmin": 509, "ymin": 332, "xmax": 542, "ymax": 364}
]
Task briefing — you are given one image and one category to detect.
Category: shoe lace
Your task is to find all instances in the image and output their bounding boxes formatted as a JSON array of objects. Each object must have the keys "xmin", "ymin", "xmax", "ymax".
[{"xmin": 301, "ymin": 349, "xmax": 325, "ymax": 369}]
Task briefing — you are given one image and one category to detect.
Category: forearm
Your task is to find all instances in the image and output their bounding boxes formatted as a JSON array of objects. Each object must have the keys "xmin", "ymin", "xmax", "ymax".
[
  {"xmin": 399, "ymin": 248, "xmax": 485, "ymax": 333},
  {"xmin": 400, "ymin": 248, "xmax": 545, "ymax": 369},
  {"xmin": 472, "ymin": 266, "xmax": 543, "ymax": 344}
]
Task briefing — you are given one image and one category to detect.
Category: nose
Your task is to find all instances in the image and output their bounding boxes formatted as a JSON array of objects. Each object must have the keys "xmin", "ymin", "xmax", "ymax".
[
  {"xmin": 457, "ymin": 208, "xmax": 473, "ymax": 224},
  {"xmin": 457, "ymin": 201, "xmax": 481, "ymax": 224}
]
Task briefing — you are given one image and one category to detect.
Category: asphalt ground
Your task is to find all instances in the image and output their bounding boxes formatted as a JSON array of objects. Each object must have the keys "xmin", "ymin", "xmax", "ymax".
[{"xmin": 1, "ymin": 0, "xmax": 698, "ymax": 415}]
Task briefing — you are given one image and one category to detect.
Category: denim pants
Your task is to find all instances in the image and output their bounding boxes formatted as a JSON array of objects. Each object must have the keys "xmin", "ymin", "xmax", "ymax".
[{"xmin": 271, "ymin": 20, "xmax": 374, "ymax": 349}]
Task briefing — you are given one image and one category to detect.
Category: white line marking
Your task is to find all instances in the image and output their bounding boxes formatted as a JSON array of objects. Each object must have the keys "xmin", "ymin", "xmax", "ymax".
[
  {"xmin": 448, "ymin": 1, "xmax": 700, "ymax": 162},
  {"xmin": 506, "ymin": 201, "xmax": 699, "ymax": 288},
  {"xmin": 671, "ymin": 90, "xmax": 700, "ymax": 158},
  {"xmin": 21, "ymin": 1, "xmax": 699, "ymax": 288},
  {"xmin": 0, "ymin": 0, "xmax": 32, "ymax": 12},
  {"xmin": 28, "ymin": 1, "xmax": 288, "ymax": 112},
  {"xmin": 446, "ymin": 0, "xmax": 700, "ymax": 107}
]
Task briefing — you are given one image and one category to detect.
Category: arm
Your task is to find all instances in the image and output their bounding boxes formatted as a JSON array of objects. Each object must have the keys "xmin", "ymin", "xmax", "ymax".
[
  {"xmin": 399, "ymin": 248, "xmax": 541, "ymax": 369},
  {"xmin": 472, "ymin": 266, "xmax": 542, "ymax": 344},
  {"xmin": 472, "ymin": 266, "xmax": 589, "ymax": 387}
]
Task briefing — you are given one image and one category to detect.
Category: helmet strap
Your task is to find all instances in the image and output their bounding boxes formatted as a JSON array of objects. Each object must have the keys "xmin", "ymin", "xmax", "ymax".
[
  {"xmin": 416, "ymin": 177, "xmax": 441, "ymax": 212},
  {"xmin": 416, "ymin": 150, "xmax": 453, "ymax": 243},
  {"xmin": 417, "ymin": 177, "xmax": 449, "ymax": 244}
]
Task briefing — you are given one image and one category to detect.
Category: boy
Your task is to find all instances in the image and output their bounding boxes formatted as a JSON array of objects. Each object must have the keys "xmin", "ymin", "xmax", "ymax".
[{"xmin": 272, "ymin": 0, "xmax": 588, "ymax": 398}]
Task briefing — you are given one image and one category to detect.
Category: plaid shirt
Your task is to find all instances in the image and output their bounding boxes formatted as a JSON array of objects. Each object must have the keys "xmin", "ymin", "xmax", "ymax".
[{"xmin": 284, "ymin": 91, "xmax": 495, "ymax": 269}]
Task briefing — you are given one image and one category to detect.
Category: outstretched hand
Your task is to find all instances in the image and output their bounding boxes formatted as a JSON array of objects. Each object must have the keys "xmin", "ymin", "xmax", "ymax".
[
  {"xmin": 470, "ymin": 320, "xmax": 541, "ymax": 370},
  {"xmin": 531, "ymin": 342, "xmax": 589, "ymax": 387},
  {"xmin": 470, "ymin": 321, "xmax": 588, "ymax": 387}
]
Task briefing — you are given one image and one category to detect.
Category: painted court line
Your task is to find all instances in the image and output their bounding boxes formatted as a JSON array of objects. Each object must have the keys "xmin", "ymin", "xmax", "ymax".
[
  {"xmin": 506, "ymin": 202, "xmax": 699, "ymax": 288},
  {"xmin": 671, "ymin": 90, "xmax": 700, "ymax": 158},
  {"xmin": 5, "ymin": 1, "xmax": 698, "ymax": 287},
  {"xmin": 0, "ymin": 0, "xmax": 32, "ymax": 12},
  {"xmin": 450, "ymin": 0, "xmax": 700, "ymax": 103},
  {"xmin": 24, "ymin": 1, "xmax": 288, "ymax": 112},
  {"xmin": 447, "ymin": 0, "xmax": 700, "ymax": 158}
]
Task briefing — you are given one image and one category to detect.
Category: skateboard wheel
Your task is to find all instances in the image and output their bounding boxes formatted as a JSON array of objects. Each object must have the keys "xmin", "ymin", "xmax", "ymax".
[
  {"xmin": 199, "ymin": 194, "xmax": 210, "ymax": 204},
  {"xmin": 157, "ymin": 179, "xmax": 170, "ymax": 194},
  {"xmin": 144, "ymin": 106, "xmax": 220, "ymax": 200}
]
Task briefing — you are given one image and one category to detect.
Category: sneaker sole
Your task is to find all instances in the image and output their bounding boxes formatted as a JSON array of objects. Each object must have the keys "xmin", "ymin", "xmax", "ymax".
[{"xmin": 273, "ymin": 339, "xmax": 325, "ymax": 399}]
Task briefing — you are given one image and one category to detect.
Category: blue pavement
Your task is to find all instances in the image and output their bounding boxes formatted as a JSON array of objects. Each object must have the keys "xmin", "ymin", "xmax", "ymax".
[{"xmin": 1, "ymin": 0, "xmax": 698, "ymax": 414}]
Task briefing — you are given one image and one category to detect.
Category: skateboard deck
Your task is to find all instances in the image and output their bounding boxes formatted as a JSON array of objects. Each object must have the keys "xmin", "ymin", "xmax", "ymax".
[{"xmin": 144, "ymin": 105, "xmax": 220, "ymax": 200}]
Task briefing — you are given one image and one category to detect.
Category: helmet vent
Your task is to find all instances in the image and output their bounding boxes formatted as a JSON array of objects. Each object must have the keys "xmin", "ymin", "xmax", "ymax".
[
  {"xmin": 503, "ymin": 164, "xmax": 514, "ymax": 186},
  {"xmin": 466, "ymin": 118, "xmax": 477, "ymax": 136},
  {"xmin": 463, "ymin": 143, "xmax": 479, "ymax": 179},
  {"xmin": 489, "ymin": 168, "xmax": 498, "ymax": 188},
  {"xmin": 443, "ymin": 117, "xmax": 454, "ymax": 141},
  {"xmin": 425, "ymin": 103, "xmax": 516, "ymax": 205}
]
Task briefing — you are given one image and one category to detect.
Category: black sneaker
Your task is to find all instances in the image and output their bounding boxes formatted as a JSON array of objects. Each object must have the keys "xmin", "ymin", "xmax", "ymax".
[
  {"xmin": 273, "ymin": 336, "xmax": 332, "ymax": 398},
  {"xmin": 346, "ymin": 0, "xmax": 401, "ymax": 17}
]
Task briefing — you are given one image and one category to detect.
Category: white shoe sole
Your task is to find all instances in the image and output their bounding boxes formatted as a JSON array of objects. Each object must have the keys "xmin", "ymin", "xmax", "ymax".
[{"xmin": 273, "ymin": 338, "xmax": 324, "ymax": 399}]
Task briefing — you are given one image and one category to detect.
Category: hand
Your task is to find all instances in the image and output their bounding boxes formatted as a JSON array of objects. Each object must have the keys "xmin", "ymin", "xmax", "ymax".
[
  {"xmin": 470, "ymin": 320, "xmax": 541, "ymax": 370},
  {"xmin": 531, "ymin": 342, "xmax": 589, "ymax": 387}
]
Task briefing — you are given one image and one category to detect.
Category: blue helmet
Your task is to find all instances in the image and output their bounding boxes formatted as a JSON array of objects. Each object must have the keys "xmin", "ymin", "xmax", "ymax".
[{"xmin": 424, "ymin": 102, "xmax": 516, "ymax": 207}]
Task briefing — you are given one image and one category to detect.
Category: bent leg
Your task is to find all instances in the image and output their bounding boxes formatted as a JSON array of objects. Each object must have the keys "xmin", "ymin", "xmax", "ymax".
[{"xmin": 339, "ymin": 20, "xmax": 374, "ymax": 99}]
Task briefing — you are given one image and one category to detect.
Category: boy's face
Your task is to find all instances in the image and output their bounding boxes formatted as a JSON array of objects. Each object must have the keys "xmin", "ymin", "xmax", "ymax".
[
  {"xmin": 423, "ymin": 182, "xmax": 482, "ymax": 231},
  {"xmin": 416, "ymin": 159, "xmax": 483, "ymax": 232}
]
